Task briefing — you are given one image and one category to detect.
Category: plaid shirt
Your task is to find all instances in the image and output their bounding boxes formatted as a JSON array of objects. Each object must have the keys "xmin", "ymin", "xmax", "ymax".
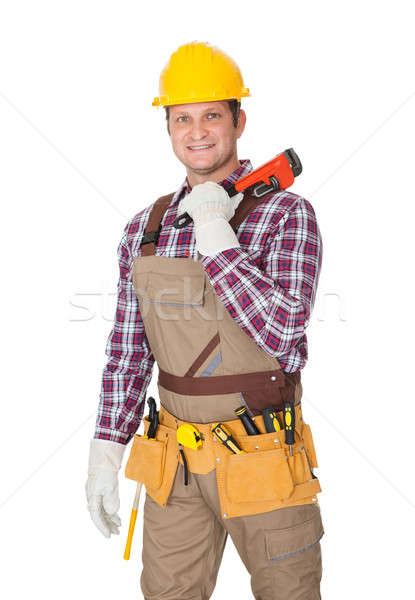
[{"xmin": 94, "ymin": 159, "xmax": 323, "ymax": 444}]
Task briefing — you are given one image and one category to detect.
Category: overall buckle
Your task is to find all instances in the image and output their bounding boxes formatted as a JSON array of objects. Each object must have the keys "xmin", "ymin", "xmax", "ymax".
[{"xmin": 140, "ymin": 224, "xmax": 162, "ymax": 247}]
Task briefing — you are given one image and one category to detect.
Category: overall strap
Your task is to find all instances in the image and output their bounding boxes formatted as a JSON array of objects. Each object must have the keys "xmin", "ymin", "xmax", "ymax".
[
  {"xmin": 230, "ymin": 191, "xmax": 270, "ymax": 232},
  {"xmin": 140, "ymin": 189, "xmax": 271, "ymax": 256},
  {"xmin": 140, "ymin": 193, "xmax": 175, "ymax": 257}
]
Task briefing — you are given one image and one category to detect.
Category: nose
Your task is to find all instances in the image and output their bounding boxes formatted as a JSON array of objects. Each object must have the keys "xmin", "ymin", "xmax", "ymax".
[{"xmin": 189, "ymin": 119, "xmax": 209, "ymax": 141}]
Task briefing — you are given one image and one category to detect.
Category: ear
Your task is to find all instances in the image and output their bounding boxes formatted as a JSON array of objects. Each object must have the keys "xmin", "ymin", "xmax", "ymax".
[{"xmin": 236, "ymin": 109, "xmax": 247, "ymax": 139}]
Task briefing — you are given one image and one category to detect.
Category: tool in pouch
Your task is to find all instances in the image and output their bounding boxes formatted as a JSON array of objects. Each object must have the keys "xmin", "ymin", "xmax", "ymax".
[
  {"xmin": 172, "ymin": 148, "xmax": 302, "ymax": 229},
  {"xmin": 281, "ymin": 402, "xmax": 317, "ymax": 479},
  {"xmin": 262, "ymin": 407, "xmax": 282, "ymax": 432},
  {"xmin": 262, "ymin": 404, "xmax": 294, "ymax": 453},
  {"xmin": 176, "ymin": 423, "xmax": 203, "ymax": 486},
  {"xmin": 233, "ymin": 402, "xmax": 300, "ymax": 461},
  {"xmin": 217, "ymin": 405, "xmax": 291, "ymax": 452},
  {"xmin": 211, "ymin": 423, "xmax": 246, "ymax": 454},
  {"xmin": 283, "ymin": 402, "xmax": 296, "ymax": 456},
  {"xmin": 234, "ymin": 405, "xmax": 260, "ymax": 435},
  {"xmin": 123, "ymin": 397, "xmax": 159, "ymax": 560}
]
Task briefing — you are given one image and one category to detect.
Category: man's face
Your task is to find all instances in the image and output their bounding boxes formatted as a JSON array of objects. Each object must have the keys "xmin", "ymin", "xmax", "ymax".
[{"xmin": 167, "ymin": 100, "xmax": 246, "ymax": 181}]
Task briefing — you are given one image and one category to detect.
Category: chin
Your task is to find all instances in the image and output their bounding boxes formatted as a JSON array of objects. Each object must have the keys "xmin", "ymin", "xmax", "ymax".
[
  {"xmin": 190, "ymin": 153, "xmax": 221, "ymax": 168},
  {"xmin": 190, "ymin": 158, "xmax": 215, "ymax": 168}
]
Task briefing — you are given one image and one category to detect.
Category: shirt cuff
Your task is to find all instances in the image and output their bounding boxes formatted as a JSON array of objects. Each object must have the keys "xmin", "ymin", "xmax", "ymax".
[{"xmin": 94, "ymin": 427, "xmax": 131, "ymax": 445}]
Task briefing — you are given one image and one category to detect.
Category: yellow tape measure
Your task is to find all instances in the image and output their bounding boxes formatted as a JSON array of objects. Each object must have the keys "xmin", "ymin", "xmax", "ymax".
[{"xmin": 176, "ymin": 423, "xmax": 203, "ymax": 450}]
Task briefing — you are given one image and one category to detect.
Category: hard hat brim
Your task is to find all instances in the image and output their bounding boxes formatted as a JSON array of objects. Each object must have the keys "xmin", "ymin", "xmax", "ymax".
[{"xmin": 152, "ymin": 88, "xmax": 250, "ymax": 107}]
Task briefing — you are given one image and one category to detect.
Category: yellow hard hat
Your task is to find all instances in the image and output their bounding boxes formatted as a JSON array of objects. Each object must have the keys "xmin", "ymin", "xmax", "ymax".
[{"xmin": 152, "ymin": 41, "xmax": 250, "ymax": 107}]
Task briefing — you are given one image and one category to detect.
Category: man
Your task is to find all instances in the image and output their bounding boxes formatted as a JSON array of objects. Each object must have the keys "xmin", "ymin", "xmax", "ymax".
[{"xmin": 86, "ymin": 41, "xmax": 324, "ymax": 599}]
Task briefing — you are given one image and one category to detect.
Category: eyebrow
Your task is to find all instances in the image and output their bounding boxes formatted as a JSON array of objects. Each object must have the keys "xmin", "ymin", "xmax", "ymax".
[{"xmin": 174, "ymin": 107, "xmax": 223, "ymax": 116}]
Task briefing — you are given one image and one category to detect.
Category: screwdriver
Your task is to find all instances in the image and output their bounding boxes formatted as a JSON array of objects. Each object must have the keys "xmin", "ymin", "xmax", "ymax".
[
  {"xmin": 262, "ymin": 407, "xmax": 282, "ymax": 433},
  {"xmin": 211, "ymin": 423, "xmax": 246, "ymax": 454},
  {"xmin": 234, "ymin": 406, "xmax": 260, "ymax": 435},
  {"xmin": 283, "ymin": 402, "xmax": 295, "ymax": 456}
]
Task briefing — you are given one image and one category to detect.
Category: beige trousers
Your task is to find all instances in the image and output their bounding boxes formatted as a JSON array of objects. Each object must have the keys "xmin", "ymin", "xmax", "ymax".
[{"xmin": 141, "ymin": 464, "xmax": 323, "ymax": 600}]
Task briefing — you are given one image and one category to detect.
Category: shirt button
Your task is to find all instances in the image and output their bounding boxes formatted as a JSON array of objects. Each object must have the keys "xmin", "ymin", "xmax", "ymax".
[{"xmin": 216, "ymin": 457, "xmax": 221, "ymax": 462}]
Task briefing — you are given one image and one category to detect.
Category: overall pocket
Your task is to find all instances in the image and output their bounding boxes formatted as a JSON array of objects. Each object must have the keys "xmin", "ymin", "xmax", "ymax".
[
  {"xmin": 124, "ymin": 434, "xmax": 167, "ymax": 491},
  {"xmin": 132, "ymin": 265, "xmax": 213, "ymax": 375},
  {"xmin": 226, "ymin": 446, "xmax": 294, "ymax": 503}
]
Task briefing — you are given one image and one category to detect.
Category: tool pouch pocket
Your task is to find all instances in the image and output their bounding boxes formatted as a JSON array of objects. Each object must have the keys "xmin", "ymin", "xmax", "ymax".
[
  {"xmin": 124, "ymin": 416, "xmax": 179, "ymax": 506},
  {"xmin": 301, "ymin": 422, "xmax": 319, "ymax": 469},
  {"xmin": 286, "ymin": 444, "xmax": 314, "ymax": 487},
  {"xmin": 125, "ymin": 435, "xmax": 167, "ymax": 491},
  {"xmin": 226, "ymin": 446, "xmax": 294, "ymax": 503}
]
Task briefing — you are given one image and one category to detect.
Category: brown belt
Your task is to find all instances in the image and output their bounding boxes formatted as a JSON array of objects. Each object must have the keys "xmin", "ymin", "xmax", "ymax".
[{"xmin": 158, "ymin": 367, "xmax": 288, "ymax": 396}]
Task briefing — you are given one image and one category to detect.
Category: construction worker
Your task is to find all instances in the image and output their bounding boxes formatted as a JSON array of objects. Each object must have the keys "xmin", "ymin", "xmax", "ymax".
[{"xmin": 86, "ymin": 41, "xmax": 324, "ymax": 599}]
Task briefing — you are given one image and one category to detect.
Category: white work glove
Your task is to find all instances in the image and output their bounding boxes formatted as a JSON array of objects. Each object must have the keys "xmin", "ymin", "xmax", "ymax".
[
  {"xmin": 85, "ymin": 438, "xmax": 127, "ymax": 538},
  {"xmin": 178, "ymin": 181, "xmax": 244, "ymax": 256}
]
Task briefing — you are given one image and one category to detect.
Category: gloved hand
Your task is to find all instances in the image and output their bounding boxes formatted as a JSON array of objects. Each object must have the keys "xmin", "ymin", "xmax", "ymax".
[
  {"xmin": 178, "ymin": 181, "xmax": 244, "ymax": 256},
  {"xmin": 85, "ymin": 438, "xmax": 127, "ymax": 538}
]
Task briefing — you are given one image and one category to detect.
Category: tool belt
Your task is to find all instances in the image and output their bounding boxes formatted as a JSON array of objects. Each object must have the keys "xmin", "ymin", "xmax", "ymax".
[{"xmin": 125, "ymin": 402, "xmax": 321, "ymax": 519}]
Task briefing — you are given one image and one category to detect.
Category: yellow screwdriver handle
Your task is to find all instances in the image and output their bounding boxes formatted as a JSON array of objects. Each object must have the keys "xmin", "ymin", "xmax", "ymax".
[
  {"xmin": 228, "ymin": 440, "xmax": 246, "ymax": 454},
  {"xmin": 212, "ymin": 423, "xmax": 246, "ymax": 454},
  {"xmin": 123, "ymin": 482, "xmax": 143, "ymax": 560}
]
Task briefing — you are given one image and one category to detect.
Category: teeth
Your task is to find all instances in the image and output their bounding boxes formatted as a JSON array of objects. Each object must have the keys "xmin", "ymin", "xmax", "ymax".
[{"xmin": 189, "ymin": 145, "xmax": 212, "ymax": 149}]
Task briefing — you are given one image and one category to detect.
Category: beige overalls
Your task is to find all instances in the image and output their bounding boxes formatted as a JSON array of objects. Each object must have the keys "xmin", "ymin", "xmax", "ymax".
[{"xmin": 125, "ymin": 191, "xmax": 324, "ymax": 600}]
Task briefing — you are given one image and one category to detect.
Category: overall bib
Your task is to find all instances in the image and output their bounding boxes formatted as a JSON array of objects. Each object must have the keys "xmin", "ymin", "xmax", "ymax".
[{"xmin": 125, "ymin": 191, "xmax": 324, "ymax": 600}]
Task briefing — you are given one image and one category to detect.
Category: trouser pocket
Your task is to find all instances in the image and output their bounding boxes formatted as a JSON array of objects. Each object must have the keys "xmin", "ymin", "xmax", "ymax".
[
  {"xmin": 262, "ymin": 505, "xmax": 324, "ymax": 599},
  {"xmin": 265, "ymin": 504, "xmax": 324, "ymax": 562}
]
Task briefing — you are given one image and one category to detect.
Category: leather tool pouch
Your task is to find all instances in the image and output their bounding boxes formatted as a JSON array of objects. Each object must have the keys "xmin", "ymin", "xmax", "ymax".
[
  {"xmin": 217, "ymin": 412, "xmax": 322, "ymax": 519},
  {"xmin": 124, "ymin": 415, "xmax": 179, "ymax": 506}
]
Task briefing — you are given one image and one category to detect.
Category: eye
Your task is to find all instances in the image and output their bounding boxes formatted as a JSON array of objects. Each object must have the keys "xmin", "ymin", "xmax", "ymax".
[
  {"xmin": 177, "ymin": 115, "xmax": 188, "ymax": 122},
  {"xmin": 207, "ymin": 112, "xmax": 220, "ymax": 119}
]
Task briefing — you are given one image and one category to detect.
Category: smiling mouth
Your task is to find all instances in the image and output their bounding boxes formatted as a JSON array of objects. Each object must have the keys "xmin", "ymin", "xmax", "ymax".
[{"xmin": 187, "ymin": 144, "xmax": 215, "ymax": 151}]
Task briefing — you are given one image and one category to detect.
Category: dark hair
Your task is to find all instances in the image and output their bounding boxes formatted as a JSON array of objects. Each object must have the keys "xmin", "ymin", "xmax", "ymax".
[{"xmin": 165, "ymin": 99, "xmax": 241, "ymax": 134}]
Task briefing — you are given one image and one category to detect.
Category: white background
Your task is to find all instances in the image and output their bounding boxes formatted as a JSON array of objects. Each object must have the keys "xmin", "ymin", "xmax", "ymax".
[{"xmin": 1, "ymin": 1, "xmax": 414, "ymax": 598}]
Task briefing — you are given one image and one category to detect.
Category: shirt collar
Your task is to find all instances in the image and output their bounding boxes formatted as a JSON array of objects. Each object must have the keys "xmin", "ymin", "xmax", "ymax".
[{"xmin": 169, "ymin": 159, "xmax": 253, "ymax": 208}]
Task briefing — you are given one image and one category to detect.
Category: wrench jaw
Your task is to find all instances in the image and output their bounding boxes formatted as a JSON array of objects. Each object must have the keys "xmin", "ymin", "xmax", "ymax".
[{"xmin": 284, "ymin": 148, "xmax": 302, "ymax": 177}]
